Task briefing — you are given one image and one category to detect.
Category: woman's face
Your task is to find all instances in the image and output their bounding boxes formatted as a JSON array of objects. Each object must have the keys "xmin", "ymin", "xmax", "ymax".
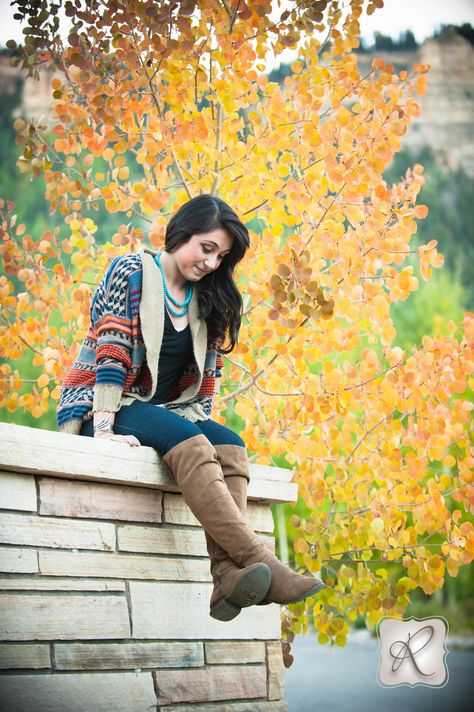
[{"xmin": 172, "ymin": 229, "xmax": 233, "ymax": 282}]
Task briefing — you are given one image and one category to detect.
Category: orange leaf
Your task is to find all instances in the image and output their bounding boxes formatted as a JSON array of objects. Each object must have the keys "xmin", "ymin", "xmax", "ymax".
[
  {"xmin": 414, "ymin": 204, "xmax": 429, "ymax": 219},
  {"xmin": 37, "ymin": 373, "xmax": 49, "ymax": 388}
]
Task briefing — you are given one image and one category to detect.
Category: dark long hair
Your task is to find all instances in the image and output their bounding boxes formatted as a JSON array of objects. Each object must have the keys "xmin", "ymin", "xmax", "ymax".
[{"xmin": 164, "ymin": 195, "xmax": 250, "ymax": 353}]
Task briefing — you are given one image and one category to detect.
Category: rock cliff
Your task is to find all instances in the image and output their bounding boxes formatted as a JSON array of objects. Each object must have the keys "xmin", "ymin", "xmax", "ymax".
[{"xmin": 356, "ymin": 26, "xmax": 474, "ymax": 175}]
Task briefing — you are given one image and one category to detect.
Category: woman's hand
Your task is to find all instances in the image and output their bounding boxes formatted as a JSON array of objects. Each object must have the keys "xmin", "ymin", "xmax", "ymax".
[{"xmin": 94, "ymin": 431, "xmax": 141, "ymax": 447}]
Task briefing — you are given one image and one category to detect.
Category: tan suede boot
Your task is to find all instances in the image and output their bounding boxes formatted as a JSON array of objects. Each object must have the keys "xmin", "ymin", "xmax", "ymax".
[
  {"xmin": 204, "ymin": 460, "xmax": 271, "ymax": 622},
  {"xmin": 163, "ymin": 435, "xmax": 324, "ymax": 611},
  {"xmin": 214, "ymin": 444, "xmax": 323, "ymax": 606},
  {"xmin": 206, "ymin": 445, "xmax": 258, "ymax": 620},
  {"xmin": 205, "ymin": 536, "xmax": 270, "ymax": 620},
  {"xmin": 165, "ymin": 437, "xmax": 270, "ymax": 621}
]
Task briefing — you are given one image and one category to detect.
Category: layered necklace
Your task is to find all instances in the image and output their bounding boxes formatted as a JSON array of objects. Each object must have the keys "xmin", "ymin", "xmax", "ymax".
[{"xmin": 154, "ymin": 253, "xmax": 193, "ymax": 317}]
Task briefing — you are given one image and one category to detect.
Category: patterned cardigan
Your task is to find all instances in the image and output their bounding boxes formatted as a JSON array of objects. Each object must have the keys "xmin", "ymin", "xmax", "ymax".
[{"xmin": 57, "ymin": 248, "xmax": 224, "ymax": 434}]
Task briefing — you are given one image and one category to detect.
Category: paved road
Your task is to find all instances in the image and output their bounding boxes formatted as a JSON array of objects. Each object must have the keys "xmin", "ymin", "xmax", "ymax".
[{"xmin": 285, "ymin": 631, "xmax": 473, "ymax": 712}]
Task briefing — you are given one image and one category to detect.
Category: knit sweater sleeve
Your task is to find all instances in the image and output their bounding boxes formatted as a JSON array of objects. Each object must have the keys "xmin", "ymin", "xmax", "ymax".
[
  {"xmin": 90, "ymin": 254, "xmax": 140, "ymax": 413},
  {"xmin": 214, "ymin": 350, "xmax": 224, "ymax": 395}
]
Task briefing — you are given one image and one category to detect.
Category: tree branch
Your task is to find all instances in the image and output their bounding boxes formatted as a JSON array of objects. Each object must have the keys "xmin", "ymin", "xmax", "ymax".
[
  {"xmin": 229, "ymin": 0, "xmax": 242, "ymax": 34},
  {"xmin": 210, "ymin": 102, "xmax": 223, "ymax": 196},
  {"xmin": 347, "ymin": 409, "xmax": 396, "ymax": 463}
]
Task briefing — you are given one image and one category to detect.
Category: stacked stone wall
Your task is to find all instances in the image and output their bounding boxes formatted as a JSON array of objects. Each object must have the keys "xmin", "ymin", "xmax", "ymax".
[{"xmin": 0, "ymin": 423, "xmax": 292, "ymax": 711}]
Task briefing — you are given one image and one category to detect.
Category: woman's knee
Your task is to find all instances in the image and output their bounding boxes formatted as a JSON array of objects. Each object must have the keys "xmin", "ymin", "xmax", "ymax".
[
  {"xmin": 223, "ymin": 431, "xmax": 245, "ymax": 449},
  {"xmin": 231, "ymin": 432, "xmax": 245, "ymax": 448},
  {"xmin": 197, "ymin": 419, "xmax": 245, "ymax": 449},
  {"xmin": 159, "ymin": 422, "xmax": 206, "ymax": 455}
]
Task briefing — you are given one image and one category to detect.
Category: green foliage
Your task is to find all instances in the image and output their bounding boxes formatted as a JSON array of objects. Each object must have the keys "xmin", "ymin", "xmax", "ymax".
[
  {"xmin": 406, "ymin": 582, "xmax": 474, "ymax": 636},
  {"xmin": 0, "ymin": 54, "xmax": 52, "ymax": 231},
  {"xmin": 385, "ymin": 145, "xmax": 474, "ymax": 310},
  {"xmin": 0, "ymin": 51, "xmax": 129, "ymax": 429},
  {"xmin": 0, "ymin": 356, "xmax": 57, "ymax": 430},
  {"xmin": 391, "ymin": 267, "xmax": 466, "ymax": 353},
  {"xmin": 374, "ymin": 30, "xmax": 417, "ymax": 52},
  {"xmin": 355, "ymin": 29, "xmax": 418, "ymax": 53}
]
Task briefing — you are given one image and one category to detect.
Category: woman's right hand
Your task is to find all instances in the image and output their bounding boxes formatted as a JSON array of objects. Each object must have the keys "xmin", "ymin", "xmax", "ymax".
[{"xmin": 94, "ymin": 431, "xmax": 141, "ymax": 447}]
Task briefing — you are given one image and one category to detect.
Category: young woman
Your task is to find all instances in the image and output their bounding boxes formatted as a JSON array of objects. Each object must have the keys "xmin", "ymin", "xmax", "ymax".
[{"xmin": 57, "ymin": 194, "xmax": 324, "ymax": 621}]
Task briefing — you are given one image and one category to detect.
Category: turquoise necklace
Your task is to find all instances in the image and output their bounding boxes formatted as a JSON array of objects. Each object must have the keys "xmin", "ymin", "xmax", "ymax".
[{"xmin": 154, "ymin": 253, "xmax": 193, "ymax": 317}]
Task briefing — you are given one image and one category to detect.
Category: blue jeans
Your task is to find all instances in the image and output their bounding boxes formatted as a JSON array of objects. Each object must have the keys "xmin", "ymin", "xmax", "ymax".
[{"xmin": 79, "ymin": 399, "xmax": 244, "ymax": 456}]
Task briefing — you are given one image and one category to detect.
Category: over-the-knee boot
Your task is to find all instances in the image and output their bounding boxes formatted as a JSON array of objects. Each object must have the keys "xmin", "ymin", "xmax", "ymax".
[
  {"xmin": 205, "ymin": 472, "xmax": 267, "ymax": 620},
  {"xmin": 163, "ymin": 435, "xmax": 324, "ymax": 611},
  {"xmin": 213, "ymin": 444, "xmax": 323, "ymax": 606},
  {"xmin": 205, "ymin": 444, "xmax": 256, "ymax": 620},
  {"xmin": 165, "ymin": 437, "xmax": 270, "ymax": 621}
]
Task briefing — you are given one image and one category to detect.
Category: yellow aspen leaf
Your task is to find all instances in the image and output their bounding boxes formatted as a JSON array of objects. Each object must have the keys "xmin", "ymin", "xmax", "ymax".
[
  {"xmin": 313, "ymin": 600, "xmax": 324, "ymax": 616},
  {"xmin": 105, "ymin": 198, "xmax": 120, "ymax": 212},
  {"xmin": 394, "ymin": 577, "xmax": 416, "ymax": 595},
  {"xmin": 446, "ymin": 559, "xmax": 460, "ymax": 577},
  {"xmin": 6, "ymin": 395, "xmax": 19, "ymax": 412},
  {"xmin": 143, "ymin": 192, "xmax": 166, "ymax": 212},
  {"xmin": 370, "ymin": 517, "xmax": 385, "ymax": 533},
  {"xmin": 132, "ymin": 182, "xmax": 146, "ymax": 196},
  {"xmin": 341, "ymin": 566, "xmax": 355, "ymax": 578},
  {"xmin": 416, "ymin": 76, "xmax": 427, "ymax": 95},
  {"xmin": 428, "ymin": 555, "xmax": 443, "ymax": 569},
  {"xmin": 294, "ymin": 538, "xmax": 308, "ymax": 554},
  {"xmin": 291, "ymin": 60, "xmax": 305, "ymax": 73}
]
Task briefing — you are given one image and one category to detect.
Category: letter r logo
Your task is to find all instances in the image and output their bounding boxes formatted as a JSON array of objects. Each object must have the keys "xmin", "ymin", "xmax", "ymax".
[{"xmin": 377, "ymin": 616, "xmax": 449, "ymax": 688}]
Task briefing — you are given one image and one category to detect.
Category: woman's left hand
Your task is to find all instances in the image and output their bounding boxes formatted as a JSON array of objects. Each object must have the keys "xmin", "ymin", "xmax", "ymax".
[{"xmin": 94, "ymin": 432, "xmax": 141, "ymax": 447}]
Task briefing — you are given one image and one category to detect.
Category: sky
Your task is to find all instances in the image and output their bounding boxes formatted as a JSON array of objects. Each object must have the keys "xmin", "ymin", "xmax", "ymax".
[
  {"xmin": 0, "ymin": 0, "xmax": 473, "ymax": 49},
  {"xmin": 358, "ymin": 0, "xmax": 474, "ymax": 44}
]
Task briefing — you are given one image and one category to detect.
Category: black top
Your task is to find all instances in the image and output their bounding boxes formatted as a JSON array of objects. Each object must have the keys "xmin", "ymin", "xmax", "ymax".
[{"xmin": 149, "ymin": 309, "xmax": 193, "ymax": 404}]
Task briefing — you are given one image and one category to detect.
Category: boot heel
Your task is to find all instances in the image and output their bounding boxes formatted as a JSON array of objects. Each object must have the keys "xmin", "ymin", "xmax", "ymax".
[
  {"xmin": 209, "ymin": 564, "xmax": 271, "ymax": 621},
  {"xmin": 227, "ymin": 563, "xmax": 271, "ymax": 609},
  {"xmin": 210, "ymin": 598, "xmax": 241, "ymax": 622}
]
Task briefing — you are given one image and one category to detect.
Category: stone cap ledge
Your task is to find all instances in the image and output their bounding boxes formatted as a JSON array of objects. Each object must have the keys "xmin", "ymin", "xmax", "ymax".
[{"xmin": 0, "ymin": 423, "xmax": 297, "ymax": 504}]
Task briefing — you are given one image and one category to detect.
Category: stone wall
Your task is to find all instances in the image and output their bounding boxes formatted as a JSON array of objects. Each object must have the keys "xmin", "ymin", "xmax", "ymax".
[{"xmin": 0, "ymin": 423, "xmax": 293, "ymax": 711}]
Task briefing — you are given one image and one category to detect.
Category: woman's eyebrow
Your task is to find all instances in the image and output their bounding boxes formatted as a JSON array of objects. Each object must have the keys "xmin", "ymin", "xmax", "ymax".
[{"xmin": 202, "ymin": 240, "xmax": 231, "ymax": 254}]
